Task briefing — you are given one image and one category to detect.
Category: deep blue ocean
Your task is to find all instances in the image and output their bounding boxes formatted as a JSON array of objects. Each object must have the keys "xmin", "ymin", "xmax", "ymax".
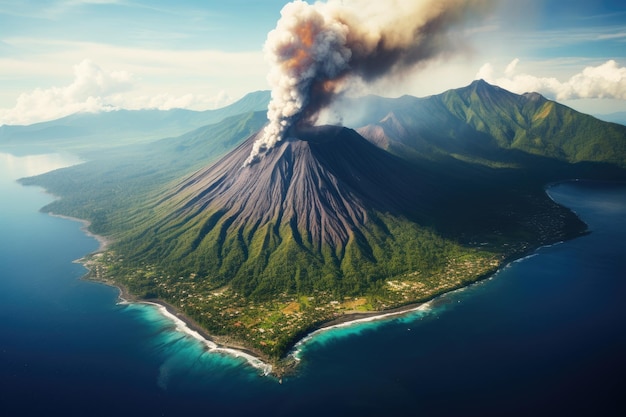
[{"xmin": 1, "ymin": 153, "xmax": 625, "ymax": 417}]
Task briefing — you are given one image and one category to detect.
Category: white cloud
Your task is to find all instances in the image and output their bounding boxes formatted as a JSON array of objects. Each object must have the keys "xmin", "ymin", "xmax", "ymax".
[
  {"xmin": 0, "ymin": 38, "xmax": 268, "ymax": 125},
  {"xmin": 0, "ymin": 60, "xmax": 132, "ymax": 125},
  {"xmin": 0, "ymin": 56, "xmax": 250, "ymax": 126},
  {"xmin": 504, "ymin": 58, "xmax": 519, "ymax": 77},
  {"xmin": 69, "ymin": 59, "xmax": 133, "ymax": 98},
  {"xmin": 477, "ymin": 59, "xmax": 626, "ymax": 101}
]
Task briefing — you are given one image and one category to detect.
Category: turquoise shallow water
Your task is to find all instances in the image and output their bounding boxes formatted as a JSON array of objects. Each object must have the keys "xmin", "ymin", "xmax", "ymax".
[{"xmin": 1, "ymin": 154, "xmax": 625, "ymax": 416}]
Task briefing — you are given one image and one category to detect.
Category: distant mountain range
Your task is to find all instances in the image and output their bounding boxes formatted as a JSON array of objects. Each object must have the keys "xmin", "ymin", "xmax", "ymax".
[
  {"xmin": 0, "ymin": 90, "xmax": 270, "ymax": 153},
  {"xmin": 22, "ymin": 80, "xmax": 626, "ymax": 360}
]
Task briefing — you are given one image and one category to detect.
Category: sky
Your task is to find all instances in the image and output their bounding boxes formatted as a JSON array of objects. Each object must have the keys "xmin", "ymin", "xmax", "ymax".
[{"xmin": 0, "ymin": 0, "xmax": 625, "ymax": 126}]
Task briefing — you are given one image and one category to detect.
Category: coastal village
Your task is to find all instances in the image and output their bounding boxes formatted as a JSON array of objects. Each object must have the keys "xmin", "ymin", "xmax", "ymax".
[{"xmin": 82, "ymin": 248, "xmax": 502, "ymax": 363}]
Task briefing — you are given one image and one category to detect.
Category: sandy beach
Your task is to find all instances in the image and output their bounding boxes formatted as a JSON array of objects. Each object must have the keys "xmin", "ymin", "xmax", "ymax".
[
  {"xmin": 121, "ymin": 281, "xmax": 446, "ymax": 375},
  {"xmin": 131, "ymin": 290, "xmax": 439, "ymax": 377}
]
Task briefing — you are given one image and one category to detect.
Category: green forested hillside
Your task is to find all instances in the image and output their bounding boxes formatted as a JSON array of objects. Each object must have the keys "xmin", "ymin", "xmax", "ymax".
[{"xmin": 358, "ymin": 80, "xmax": 626, "ymax": 168}]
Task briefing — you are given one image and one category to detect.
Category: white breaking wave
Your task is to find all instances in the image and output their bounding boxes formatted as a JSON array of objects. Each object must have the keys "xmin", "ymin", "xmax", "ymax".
[
  {"xmin": 136, "ymin": 301, "xmax": 273, "ymax": 376},
  {"xmin": 290, "ymin": 301, "xmax": 434, "ymax": 360}
]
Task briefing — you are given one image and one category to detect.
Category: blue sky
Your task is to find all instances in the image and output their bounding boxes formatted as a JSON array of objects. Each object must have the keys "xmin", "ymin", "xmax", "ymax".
[{"xmin": 1, "ymin": 0, "xmax": 625, "ymax": 125}]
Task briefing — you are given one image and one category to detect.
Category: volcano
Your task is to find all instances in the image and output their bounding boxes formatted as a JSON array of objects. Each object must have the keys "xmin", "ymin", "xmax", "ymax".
[
  {"xmin": 32, "ymin": 80, "xmax": 625, "ymax": 359},
  {"xmin": 140, "ymin": 125, "xmax": 445, "ymax": 297}
]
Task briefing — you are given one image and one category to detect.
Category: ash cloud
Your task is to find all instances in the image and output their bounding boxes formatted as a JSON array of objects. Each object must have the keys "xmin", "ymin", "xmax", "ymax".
[{"xmin": 245, "ymin": 0, "xmax": 493, "ymax": 165}]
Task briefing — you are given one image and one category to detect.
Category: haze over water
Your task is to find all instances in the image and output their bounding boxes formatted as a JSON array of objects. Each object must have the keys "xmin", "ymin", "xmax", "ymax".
[{"xmin": 1, "ymin": 153, "xmax": 624, "ymax": 416}]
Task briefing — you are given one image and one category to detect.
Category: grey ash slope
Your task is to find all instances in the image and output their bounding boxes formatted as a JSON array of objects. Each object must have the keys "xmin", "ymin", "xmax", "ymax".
[{"xmin": 159, "ymin": 126, "xmax": 430, "ymax": 249}]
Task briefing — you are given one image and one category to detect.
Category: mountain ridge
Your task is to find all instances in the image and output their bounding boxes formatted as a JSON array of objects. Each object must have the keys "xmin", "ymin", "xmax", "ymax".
[{"xmin": 355, "ymin": 79, "xmax": 626, "ymax": 167}]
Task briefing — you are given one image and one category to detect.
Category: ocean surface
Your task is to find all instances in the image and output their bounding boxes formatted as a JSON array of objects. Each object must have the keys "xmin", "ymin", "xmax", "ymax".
[{"xmin": 1, "ymin": 153, "xmax": 625, "ymax": 417}]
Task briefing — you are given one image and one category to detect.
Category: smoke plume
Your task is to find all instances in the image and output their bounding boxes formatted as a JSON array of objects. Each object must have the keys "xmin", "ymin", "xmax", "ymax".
[{"xmin": 244, "ymin": 0, "xmax": 492, "ymax": 165}]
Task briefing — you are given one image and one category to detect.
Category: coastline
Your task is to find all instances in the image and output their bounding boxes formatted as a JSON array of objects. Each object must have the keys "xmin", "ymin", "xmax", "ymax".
[
  {"xmin": 48, "ymin": 211, "xmax": 277, "ymax": 376},
  {"xmin": 136, "ymin": 299, "xmax": 274, "ymax": 376},
  {"xmin": 78, "ymin": 254, "xmax": 277, "ymax": 375},
  {"xmin": 42, "ymin": 213, "xmax": 266, "ymax": 369},
  {"xmin": 58, "ymin": 181, "xmax": 592, "ymax": 379},
  {"xmin": 74, "ymin": 224, "xmax": 588, "ymax": 378},
  {"xmin": 80, "ymin": 243, "xmax": 569, "ymax": 378},
  {"xmin": 48, "ymin": 213, "xmax": 112, "ymax": 253}
]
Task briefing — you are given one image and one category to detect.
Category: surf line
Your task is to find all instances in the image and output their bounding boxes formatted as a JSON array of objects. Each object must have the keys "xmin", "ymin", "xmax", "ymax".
[
  {"xmin": 289, "ymin": 301, "xmax": 435, "ymax": 360},
  {"xmin": 119, "ymin": 299, "xmax": 273, "ymax": 376}
]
